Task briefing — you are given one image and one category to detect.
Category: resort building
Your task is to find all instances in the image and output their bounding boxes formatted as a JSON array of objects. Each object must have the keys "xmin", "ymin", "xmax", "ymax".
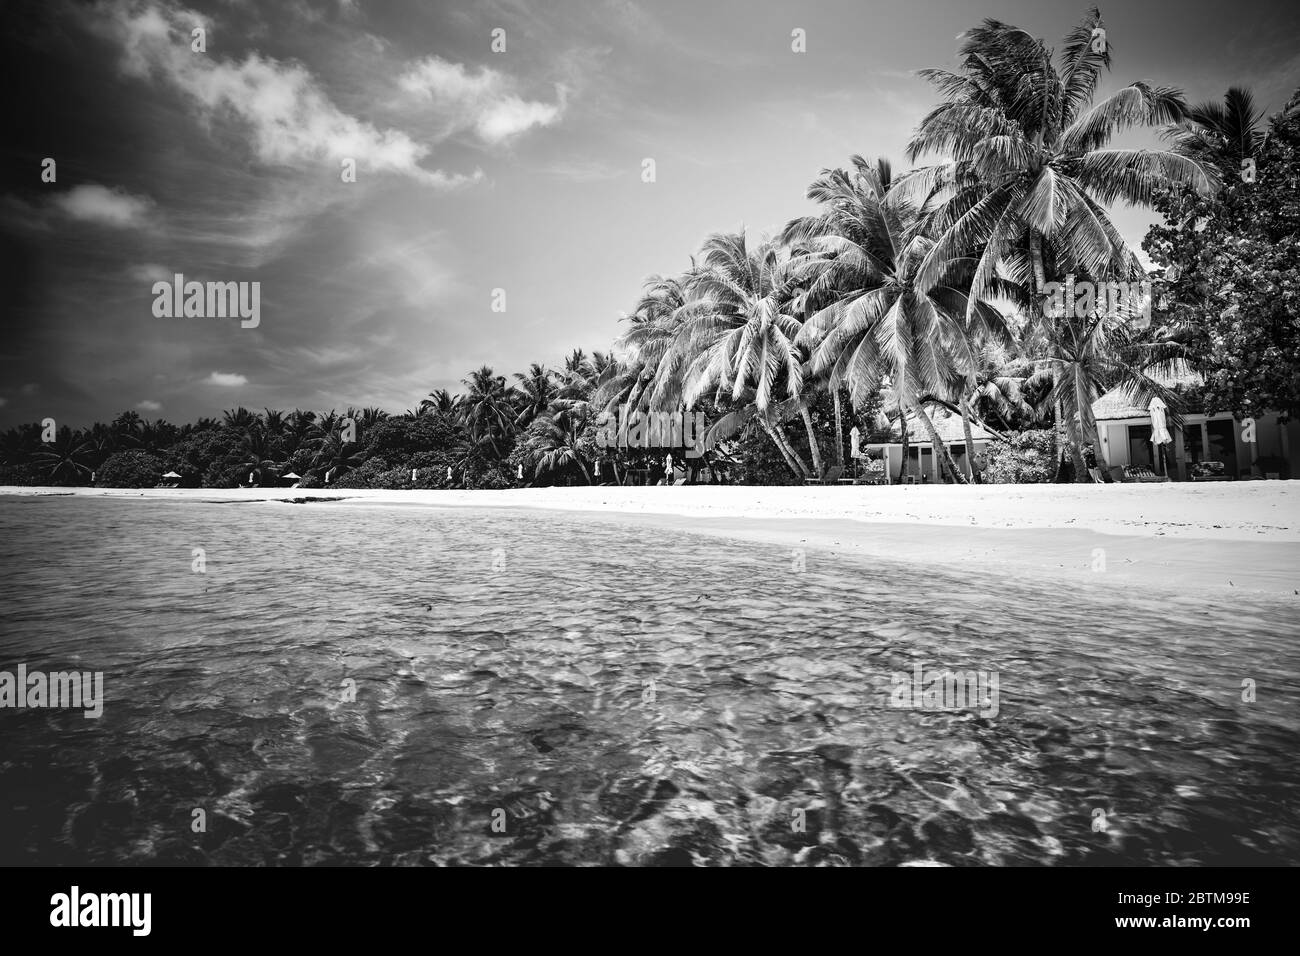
[
  {"xmin": 862, "ymin": 409, "xmax": 996, "ymax": 483},
  {"xmin": 1091, "ymin": 374, "xmax": 1297, "ymax": 481}
]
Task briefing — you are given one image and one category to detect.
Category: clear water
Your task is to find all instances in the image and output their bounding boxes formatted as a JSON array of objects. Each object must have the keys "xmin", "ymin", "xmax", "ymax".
[{"xmin": 1, "ymin": 496, "xmax": 1297, "ymax": 866}]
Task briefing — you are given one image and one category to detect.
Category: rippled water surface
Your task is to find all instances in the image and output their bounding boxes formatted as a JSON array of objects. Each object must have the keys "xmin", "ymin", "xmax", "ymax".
[{"xmin": 1, "ymin": 496, "xmax": 1298, "ymax": 866}]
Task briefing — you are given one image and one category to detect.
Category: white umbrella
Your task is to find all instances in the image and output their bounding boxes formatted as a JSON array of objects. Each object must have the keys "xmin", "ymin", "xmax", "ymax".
[
  {"xmin": 162, "ymin": 471, "xmax": 182, "ymax": 479},
  {"xmin": 1149, "ymin": 397, "xmax": 1173, "ymax": 445},
  {"xmin": 1149, "ymin": 396, "xmax": 1173, "ymax": 476},
  {"xmin": 850, "ymin": 426, "xmax": 861, "ymax": 459},
  {"xmin": 281, "ymin": 472, "xmax": 301, "ymax": 480}
]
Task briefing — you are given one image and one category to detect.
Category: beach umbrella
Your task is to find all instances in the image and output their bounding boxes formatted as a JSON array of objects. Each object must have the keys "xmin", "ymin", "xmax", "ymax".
[
  {"xmin": 1149, "ymin": 397, "xmax": 1173, "ymax": 445},
  {"xmin": 516, "ymin": 464, "xmax": 523, "ymax": 480},
  {"xmin": 162, "ymin": 471, "xmax": 182, "ymax": 479},
  {"xmin": 594, "ymin": 460, "xmax": 600, "ymax": 477},
  {"xmin": 447, "ymin": 466, "xmax": 453, "ymax": 481},
  {"xmin": 281, "ymin": 472, "xmax": 301, "ymax": 480},
  {"xmin": 1149, "ymin": 396, "xmax": 1173, "ymax": 476},
  {"xmin": 850, "ymin": 426, "xmax": 861, "ymax": 459},
  {"xmin": 665, "ymin": 453, "xmax": 673, "ymax": 474}
]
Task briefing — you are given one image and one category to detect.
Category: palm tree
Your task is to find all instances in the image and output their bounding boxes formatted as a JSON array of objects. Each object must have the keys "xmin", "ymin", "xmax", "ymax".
[
  {"xmin": 420, "ymin": 389, "xmax": 460, "ymax": 418},
  {"xmin": 513, "ymin": 363, "xmax": 558, "ymax": 427},
  {"xmin": 460, "ymin": 366, "xmax": 517, "ymax": 457},
  {"xmin": 526, "ymin": 405, "xmax": 595, "ymax": 484},
  {"xmin": 785, "ymin": 156, "xmax": 1016, "ymax": 482},
  {"xmin": 904, "ymin": 9, "xmax": 1215, "ymax": 315},
  {"xmin": 222, "ymin": 407, "xmax": 258, "ymax": 435},
  {"xmin": 651, "ymin": 231, "xmax": 824, "ymax": 478},
  {"xmin": 33, "ymin": 428, "xmax": 96, "ymax": 484},
  {"xmin": 239, "ymin": 427, "xmax": 281, "ymax": 485},
  {"xmin": 1168, "ymin": 86, "xmax": 1266, "ymax": 170}
]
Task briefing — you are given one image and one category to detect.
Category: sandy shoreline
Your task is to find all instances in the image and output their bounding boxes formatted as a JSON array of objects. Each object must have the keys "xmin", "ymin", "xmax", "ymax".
[{"xmin": 4, "ymin": 483, "xmax": 1299, "ymax": 596}]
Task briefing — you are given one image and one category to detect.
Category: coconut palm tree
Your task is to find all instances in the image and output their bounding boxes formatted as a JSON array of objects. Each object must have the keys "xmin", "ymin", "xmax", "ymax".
[
  {"xmin": 419, "ymin": 389, "xmax": 461, "ymax": 418},
  {"xmin": 903, "ymin": 8, "xmax": 1215, "ymax": 315},
  {"xmin": 1167, "ymin": 86, "xmax": 1266, "ymax": 170},
  {"xmin": 526, "ymin": 405, "xmax": 595, "ymax": 484},
  {"xmin": 33, "ymin": 428, "xmax": 97, "ymax": 484},
  {"xmin": 222, "ymin": 407, "xmax": 258, "ymax": 435},
  {"xmin": 785, "ymin": 156, "xmax": 1018, "ymax": 482},
  {"xmin": 513, "ymin": 363, "xmax": 558, "ymax": 427},
  {"xmin": 460, "ymin": 366, "xmax": 518, "ymax": 458},
  {"xmin": 650, "ymin": 231, "xmax": 825, "ymax": 478}
]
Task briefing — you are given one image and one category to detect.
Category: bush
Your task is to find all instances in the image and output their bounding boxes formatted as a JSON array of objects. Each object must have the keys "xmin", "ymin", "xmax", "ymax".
[
  {"xmin": 96, "ymin": 449, "xmax": 167, "ymax": 488},
  {"xmin": 0, "ymin": 463, "xmax": 45, "ymax": 486},
  {"xmin": 976, "ymin": 429, "xmax": 1058, "ymax": 484}
]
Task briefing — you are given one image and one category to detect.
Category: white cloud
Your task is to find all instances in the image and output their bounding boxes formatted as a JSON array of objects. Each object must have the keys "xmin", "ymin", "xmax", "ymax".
[
  {"xmin": 136, "ymin": 400, "xmax": 162, "ymax": 411},
  {"xmin": 98, "ymin": 1, "xmax": 479, "ymax": 188},
  {"xmin": 204, "ymin": 372, "xmax": 248, "ymax": 387},
  {"xmin": 52, "ymin": 185, "xmax": 154, "ymax": 228},
  {"xmin": 398, "ymin": 56, "xmax": 565, "ymax": 144}
]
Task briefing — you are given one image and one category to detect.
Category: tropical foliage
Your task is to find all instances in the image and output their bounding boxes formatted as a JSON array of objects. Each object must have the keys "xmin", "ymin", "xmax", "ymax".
[{"xmin": 2, "ymin": 9, "xmax": 1292, "ymax": 488}]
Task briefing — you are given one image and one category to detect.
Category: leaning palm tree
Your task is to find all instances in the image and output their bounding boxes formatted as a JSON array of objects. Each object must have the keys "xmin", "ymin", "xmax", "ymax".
[
  {"xmin": 652, "ymin": 231, "xmax": 825, "ymax": 478},
  {"xmin": 903, "ymin": 8, "xmax": 1216, "ymax": 315},
  {"xmin": 1023, "ymin": 289, "xmax": 1187, "ymax": 469},
  {"xmin": 786, "ymin": 157, "xmax": 1016, "ymax": 482}
]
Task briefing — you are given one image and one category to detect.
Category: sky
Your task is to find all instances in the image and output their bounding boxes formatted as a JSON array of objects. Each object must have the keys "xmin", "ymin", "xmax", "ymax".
[{"xmin": 1, "ymin": 0, "xmax": 1297, "ymax": 428}]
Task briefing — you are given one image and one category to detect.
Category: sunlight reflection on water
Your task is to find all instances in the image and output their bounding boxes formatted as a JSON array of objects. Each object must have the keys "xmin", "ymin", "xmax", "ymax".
[{"xmin": 1, "ymin": 497, "xmax": 1298, "ymax": 865}]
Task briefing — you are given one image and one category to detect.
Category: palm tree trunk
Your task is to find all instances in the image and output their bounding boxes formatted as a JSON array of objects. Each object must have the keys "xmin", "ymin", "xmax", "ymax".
[
  {"xmin": 761, "ymin": 418, "xmax": 810, "ymax": 479},
  {"xmin": 898, "ymin": 405, "xmax": 910, "ymax": 484},
  {"xmin": 911, "ymin": 402, "xmax": 966, "ymax": 484},
  {"xmin": 1029, "ymin": 230, "xmax": 1047, "ymax": 301},
  {"xmin": 833, "ymin": 390, "xmax": 845, "ymax": 468},
  {"xmin": 800, "ymin": 407, "xmax": 824, "ymax": 478},
  {"xmin": 1074, "ymin": 373, "xmax": 1101, "ymax": 483},
  {"xmin": 959, "ymin": 391, "xmax": 978, "ymax": 482},
  {"xmin": 576, "ymin": 459, "xmax": 592, "ymax": 485}
]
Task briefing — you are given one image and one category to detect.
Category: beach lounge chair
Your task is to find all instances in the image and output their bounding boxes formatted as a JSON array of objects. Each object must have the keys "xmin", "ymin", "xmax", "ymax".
[
  {"xmin": 804, "ymin": 465, "xmax": 845, "ymax": 485},
  {"xmin": 1190, "ymin": 461, "xmax": 1231, "ymax": 482},
  {"xmin": 1121, "ymin": 464, "xmax": 1170, "ymax": 483}
]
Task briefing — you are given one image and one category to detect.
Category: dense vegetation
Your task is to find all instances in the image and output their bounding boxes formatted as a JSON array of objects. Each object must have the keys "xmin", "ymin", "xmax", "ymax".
[{"xmin": 3, "ymin": 9, "xmax": 1295, "ymax": 489}]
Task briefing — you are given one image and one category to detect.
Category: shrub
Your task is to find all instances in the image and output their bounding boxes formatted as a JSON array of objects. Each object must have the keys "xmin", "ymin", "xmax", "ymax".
[
  {"xmin": 976, "ymin": 429, "xmax": 1058, "ymax": 484},
  {"xmin": 96, "ymin": 449, "xmax": 167, "ymax": 488}
]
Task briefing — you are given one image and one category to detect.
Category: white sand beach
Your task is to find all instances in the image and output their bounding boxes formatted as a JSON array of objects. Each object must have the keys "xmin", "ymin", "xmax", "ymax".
[{"xmin": 5, "ymin": 482, "xmax": 1299, "ymax": 596}]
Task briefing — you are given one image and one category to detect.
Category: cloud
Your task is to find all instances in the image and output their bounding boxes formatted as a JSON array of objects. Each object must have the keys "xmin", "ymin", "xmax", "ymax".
[
  {"xmin": 398, "ymin": 56, "xmax": 566, "ymax": 144},
  {"xmin": 0, "ymin": 397, "xmax": 7, "ymax": 408},
  {"xmin": 127, "ymin": 263, "xmax": 171, "ymax": 282},
  {"xmin": 204, "ymin": 372, "xmax": 248, "ymax": 387},
  {"xmin": 136, "ymin": 400, "xmax": 162, "ymax": 411},
  {"xmin": 96, "ymin": 1, "xmax": 478, "ymax": 188},
  {"xmin": 51, "ymin": 185, "xmax": 154, "ymax": 228}
]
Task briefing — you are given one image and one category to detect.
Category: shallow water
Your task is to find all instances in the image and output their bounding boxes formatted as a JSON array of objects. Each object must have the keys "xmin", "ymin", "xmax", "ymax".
[{"xmin": 1, "ymin": 496, "xmax": 1297, "ymax": 866}]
